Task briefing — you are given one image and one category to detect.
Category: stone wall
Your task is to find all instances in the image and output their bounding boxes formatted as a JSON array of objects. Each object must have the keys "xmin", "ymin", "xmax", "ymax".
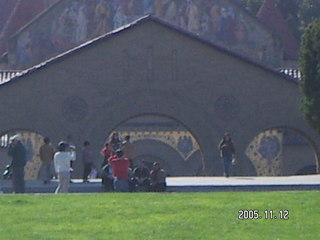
[{"xmin": 0, "ymin": 18, "xmax": 318, "ymax": 176}]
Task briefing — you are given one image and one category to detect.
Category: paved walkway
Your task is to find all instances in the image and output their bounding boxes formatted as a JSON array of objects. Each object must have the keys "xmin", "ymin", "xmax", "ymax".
[
  {"xmin": 167, "ymin": 175, "xmax": 320, "ymax": 186},
  {"xmin": 166, "ymin": 175, "xmax": 320, "ymax": 192},
  {"xmin": 1, "ymin": 175, "xmax": 319, "ymax": 193}
]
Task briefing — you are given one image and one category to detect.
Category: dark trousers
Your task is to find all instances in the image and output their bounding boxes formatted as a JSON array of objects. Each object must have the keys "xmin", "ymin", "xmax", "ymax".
[
  {"xmin": 151, "ymin": 182, "xmax": 166, "ymax": 192},
  {"xmin": 132, "ymin": 178, "xmax": 150, "ymax": 192},
  {"xmin": 113, "ymin": 178, "xmax": 129, "ymax": 192},
  {"xmin": 39, "ymin": 162, "xmax": 52, "ymax": 182},
  {"xmin": 12, "ymin": 166, "xmax": 25, "ymax": 193},
  {"xmin": 102, "ymin": 177, "xmax": 114, "ymax": 192},
  {"xmin": 83, "ymin": 162, "xmax": 93, "ymax": 181},
  {"xmin": 222, "ymin": 157, "xmax": 232, "ymax": 177}
]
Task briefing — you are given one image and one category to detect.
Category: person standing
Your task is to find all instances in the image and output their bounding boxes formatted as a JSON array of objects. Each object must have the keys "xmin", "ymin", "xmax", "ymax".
[
  {"xmin": 54, "ymin": 141, "xmax": 73, "ymax": 194},
  {"xmin": 39, "ymin": 137, "xmax": 55, "ymax": 184},
  {"xmin": 133, "ymin": 159, "xmax": 150, "ymax": 192},
  {"xmin": 100, "ymin": 142, "xmax": 112, "ymax": 167},
  {"xmin": 121, "ymin": 135, "xmax": 135, "ymax": 161},
  {"xmin": 82, "ymin": 141, "xmax": 93, "ymax": 183},
  {"xmin": 101, "ymin": 163, "xmax": 114, "ymax": 192},
  {"xmin": 150, "ymin": 162, "xmax": 166, "ymax": 192},
  {"xmin": 8, "ymin": 135, "xmax": 27, "ymax": 193},
  {"xmin": 66, "ymin": 135, "xmax": 76, "ymax": 181},
  {"xmin": 108, "ymin": 149, "xmax": 130, "ymax": 192},
  {"xmin": 109, "ymin": 132, "xmax": 121, "ymax": 152},
  {"xmin": 100, "ymin": 143, "xmax": 114, "ymax": 191},
  {"xmin": 218, "ymin": 133, "xmax": 236, "ymax": 177}
]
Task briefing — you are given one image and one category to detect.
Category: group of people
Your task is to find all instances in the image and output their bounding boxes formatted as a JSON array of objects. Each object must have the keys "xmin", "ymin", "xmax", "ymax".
[
  {"xmin": 100, "ymin": 133, "xmax": 167, "ymax": 193},
  {"xmin": 5, "ymin": 131, "xmax": 235, "ymax": 194},
  {"xmin": 5, "ymin": 134, "xmax": 96, "ymax": 194},
  {"xmin": 5, "ymin": 132, "xmax": 167, "ymax": 194}
]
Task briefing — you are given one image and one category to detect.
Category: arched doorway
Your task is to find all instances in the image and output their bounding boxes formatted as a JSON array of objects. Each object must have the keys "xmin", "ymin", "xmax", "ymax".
[
  {"xmin": 0, "ymin": 129, "xmax": 45, "ymax": 180},
  {"xmin": 246, "ymin": 127, "xmax": 318, "ymax": 176},
  {"xmin": 104, "ymin": 114, "xmax": 204, "ymax": 176}
]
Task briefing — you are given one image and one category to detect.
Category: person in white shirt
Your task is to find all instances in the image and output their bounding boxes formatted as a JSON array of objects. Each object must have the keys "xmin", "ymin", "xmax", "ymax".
[{"xmin": 54, "ymin": 141, "xmax": 73, "ymax": 194}]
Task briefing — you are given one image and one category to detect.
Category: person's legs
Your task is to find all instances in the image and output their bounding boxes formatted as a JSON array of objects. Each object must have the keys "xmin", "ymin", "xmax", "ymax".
[
  {"xmin": 129, "ymin": 178, "xmax": 136, "ymax": 192},
  {"xmin": 61, "ymin": 172, "xmax": 70, "ymax": 193},
  {"xmin": 83, "ymin": 163, "xmax": 92, "ymax": 182},
  {"xmin": 12, "ymin": 167, "xmax": 25, "ymax": 193},
  {"xmin": 45, "ymin": 163, "xmax": 51, "ymax": 182},
  {"xmin": 223, "ymin": 157, "xmax": 232, "ymax": 177},
  {"xmin": 11, "ymin": 170, "xmax": 18, "ymax": 193},
  {"xmin": 140, "ymin": 179, "xmax": 150, "ymax": 192},
  {"xmin": 41, "ymin": 162, "xmax": 51, "ymax": 183},
  {"xmin": 54, "ymin": 175, "xmax": 61, "ymax": 194},
  {"xmin": 154, "ymin": 183, "xmax": 166, "ymax": 192},
  {"xmin": 159, "ymin": 182, "xmax": 166, "ymax": 192},
  {"xmin": 105, "ymin": 177, "xmax": 114, "ymax": 192},
  {"xmin": 114, "ymin": 178, "xmax": 129, "ymax": 192},
  {"xmin": 55, "ymin": 172, "xmax": 70, "ymax": 194},
  {"xmin": 120, "ymin": 179, "xmax": 129, "ymax": 192}
]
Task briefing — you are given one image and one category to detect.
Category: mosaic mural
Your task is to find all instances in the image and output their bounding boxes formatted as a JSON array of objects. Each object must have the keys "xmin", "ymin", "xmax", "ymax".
[
  {"xmin": 246, "ymin": 130, "xmax": 283, "ymax": 176},
  {"xmin": 8, "ymin": 0, "xmax": 282, "ymax": 69},
  {"xmin": 114, "ymin": 130, "xmax": 200, "ymax": 161}
]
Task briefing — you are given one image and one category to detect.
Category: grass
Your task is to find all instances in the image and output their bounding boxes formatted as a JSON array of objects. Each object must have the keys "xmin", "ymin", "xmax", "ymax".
[{"xmin": 0, "ymin": 191, "xmax": 319, "ymax": 240}]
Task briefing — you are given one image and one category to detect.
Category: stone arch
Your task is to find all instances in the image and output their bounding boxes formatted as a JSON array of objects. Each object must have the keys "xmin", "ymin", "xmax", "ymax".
[
  {"xmin": 0, "ymin": 112, "xmax": 70, "ymax": 148},
  {"xmin": 82, "ymin": 89, "xmax": 221, "ymax": 175},
  {"xmin": 98, "ymin": 112, "xmax": 205, "ymax": 176},
  {"xmin": 245, "ymin": 126, "xmax": 319, "ymax": 176}
]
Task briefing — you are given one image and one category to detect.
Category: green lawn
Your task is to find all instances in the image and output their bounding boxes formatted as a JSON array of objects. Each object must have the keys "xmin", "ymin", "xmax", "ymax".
[{"xmin": 0, "ymin": 191, "xmax": 319, "ymax": 240}]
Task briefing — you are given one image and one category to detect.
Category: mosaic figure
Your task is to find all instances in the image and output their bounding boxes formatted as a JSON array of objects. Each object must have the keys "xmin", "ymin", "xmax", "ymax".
[
  {"xmin": 143, "ymin": 0, "xmax": 153, "ymax": 14},
  {"xmin": 17, "ymin": 31, "xmax": 32, "ymax": 68},
  {"xmin": 186, "ymin": 0, "xmax": 201, "ymax": 33},
  {"xmin": 94, "ymin": 0, "xmax": 112, "ymax": 35},
  {"xmin": 75, "ymin": 4, "xmax": 88, "ymax": 43}
]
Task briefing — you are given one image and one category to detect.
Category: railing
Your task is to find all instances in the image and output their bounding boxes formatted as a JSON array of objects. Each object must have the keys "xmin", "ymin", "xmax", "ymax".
[
  {"xmin": 0, "ymin": 70, "xmax": 20, "ymax": 84},
  {"xmin": 280, "ymin": 69, "xmax": 301, "ymax": 81}
]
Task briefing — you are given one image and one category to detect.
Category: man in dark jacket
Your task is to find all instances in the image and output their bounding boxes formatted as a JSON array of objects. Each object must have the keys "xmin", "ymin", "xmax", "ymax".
[
  {"xmin": 132, "ymin": 159, "xmax": 150, "ymax": 191},
  {"xmin": 8, "ymin": 135, "xmax": 27, "ymax": 193},
  {"xmin": 218, "ymin": 133, "xmax": 236, "ymax": 177}
]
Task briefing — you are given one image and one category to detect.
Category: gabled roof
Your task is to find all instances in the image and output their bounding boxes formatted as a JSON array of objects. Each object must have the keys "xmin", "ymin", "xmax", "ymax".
[
  {"xmin": 0, "ymin": 15, "xmax": 297, "ymax": 88},
  {"xmin": 257, "ymin": 0, "xmax": 299, "ymax": 60}
]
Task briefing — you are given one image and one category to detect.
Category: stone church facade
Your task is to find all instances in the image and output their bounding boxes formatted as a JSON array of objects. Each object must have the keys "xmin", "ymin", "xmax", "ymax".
[{"xmin": 0, "ymin": 17, "xmax": 318, "ymax": 177}]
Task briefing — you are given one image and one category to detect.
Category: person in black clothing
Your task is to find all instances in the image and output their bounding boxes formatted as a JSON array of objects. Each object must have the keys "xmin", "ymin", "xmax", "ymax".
[
  {"xmin": 82, "ymin": 141, "xmax": 93, "ymax": 183},
  {"xmin": 132, "ymin": 159, "xmax": 150, "ymax": 192},
  {"xmin": 218, "ymin": 133, "xmax": 236, "ymax": 177},
  {"xmin": 150, "ymin": 162, "xmax": 166, "ymax": 192},
  {"xmin": 8, "ymin": 135, "xmax": 27, "ymax": 193},
  {"xmin": 101, "ymin": 163, "xmax": 114, "ymax": 192}
]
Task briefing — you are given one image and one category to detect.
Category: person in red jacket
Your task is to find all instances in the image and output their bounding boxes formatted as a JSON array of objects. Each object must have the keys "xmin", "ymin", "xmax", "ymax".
[
  {"xmin": 108, "ymin": 149, "xmax": 130, "ymax": 192},
  {"xmin": 100, "ymin": 142, "xmax": 112, "ymax": 167}
]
